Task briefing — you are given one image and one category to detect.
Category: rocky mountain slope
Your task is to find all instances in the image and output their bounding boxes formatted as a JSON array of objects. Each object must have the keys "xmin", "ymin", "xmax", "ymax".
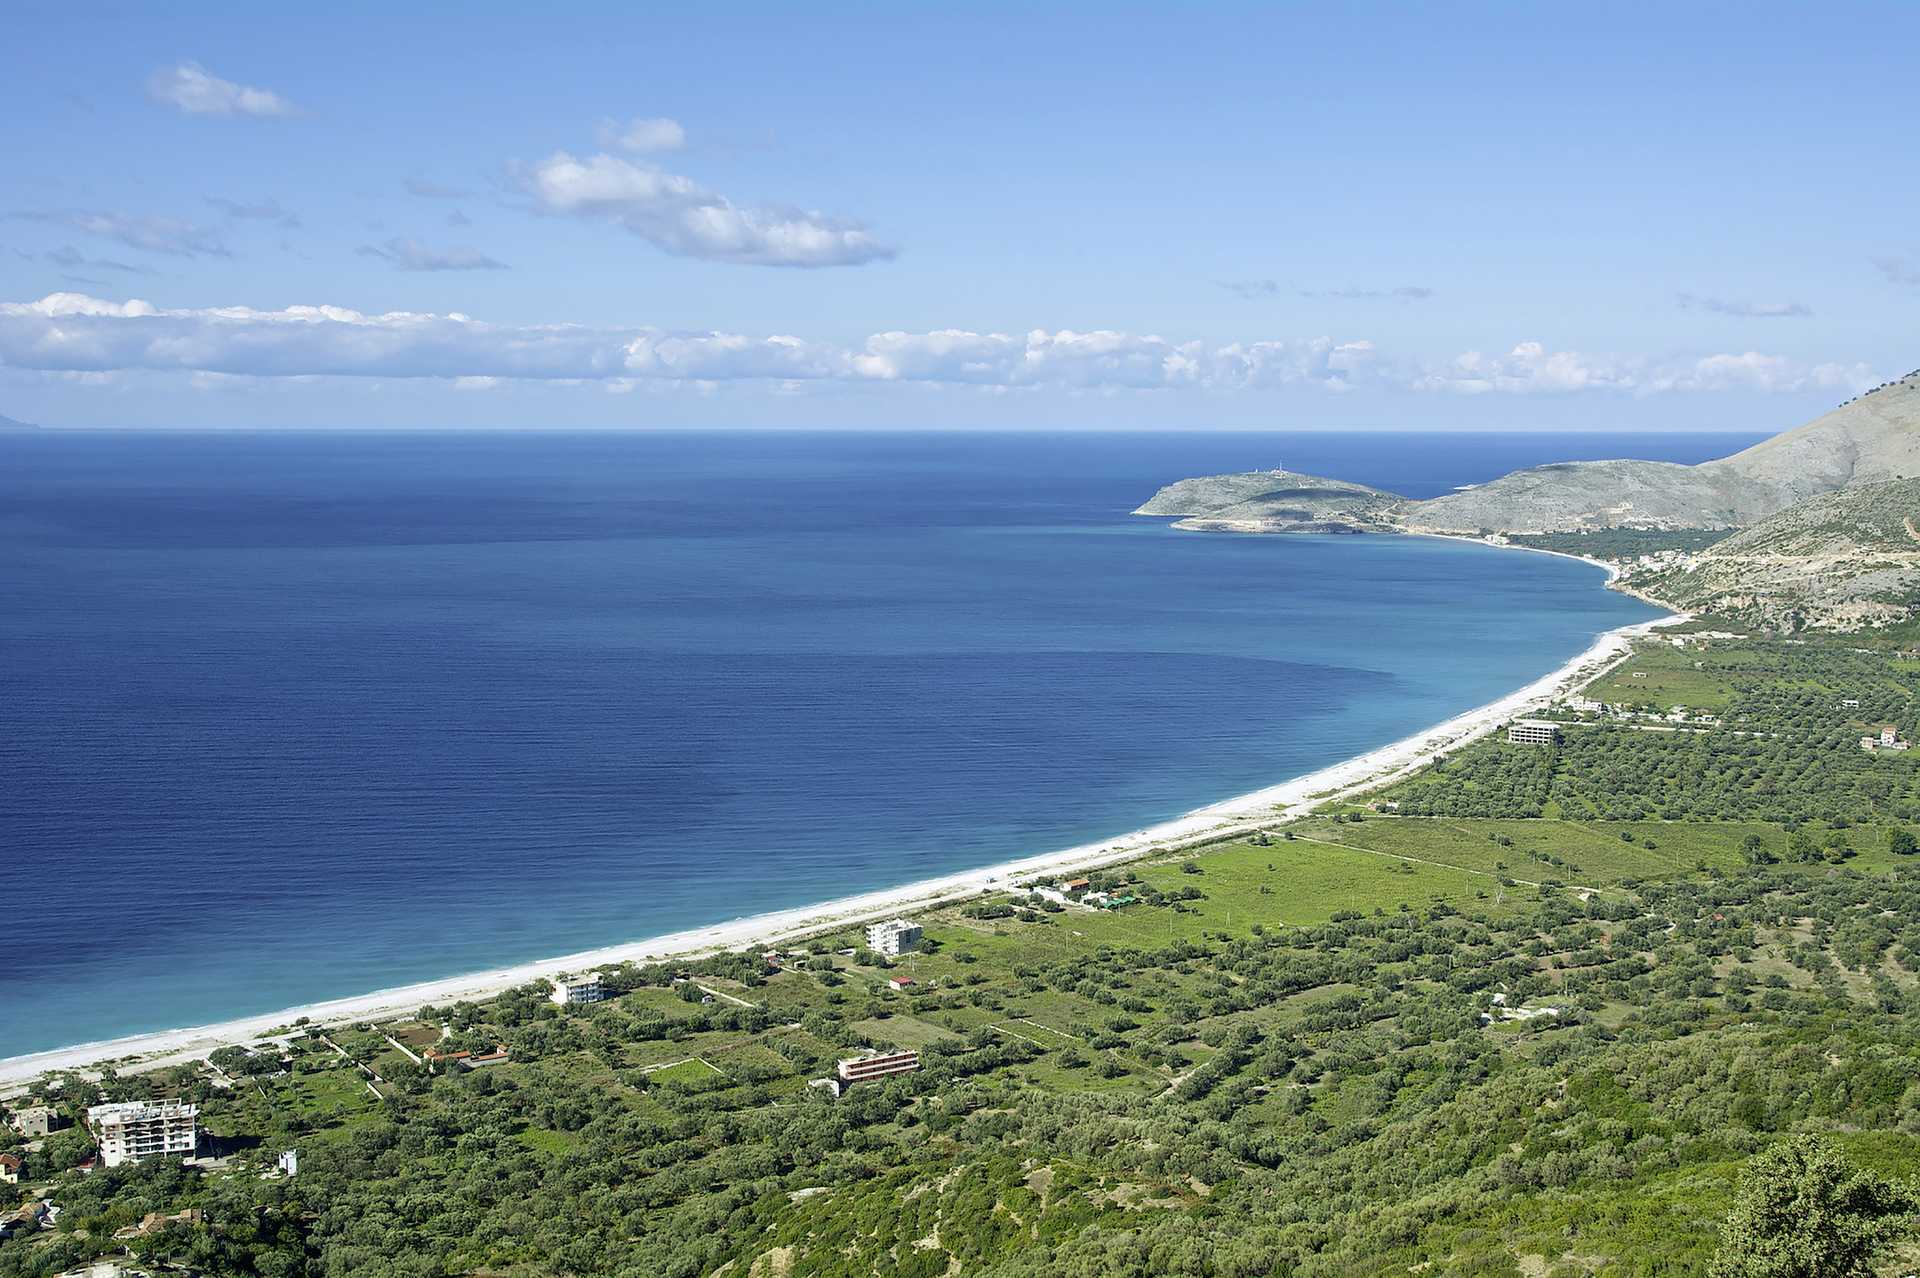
[
  {"xmin": 1140, "ymin": 373, "xmax": 1920, "ymax": 538},
  {"xmin": 1409, "ymin": 372, "xmax": 1920, "ymax": 533},
  {"xmin": 1402, "ymin": 458, "xmax": 1781, "ymax": 533},
  {"xmin": 1625, "ymin": 477, "xmax": 1920, "ymax": 629},
  {"xmin": 1709, "ymin": 373, "xmax": 1920, "ymax": 501}
]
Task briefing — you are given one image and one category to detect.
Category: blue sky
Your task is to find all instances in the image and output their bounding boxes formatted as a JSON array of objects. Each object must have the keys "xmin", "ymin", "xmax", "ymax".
[{"xmin": 3, "ymin": 2, "xmax": 1916, "ymax": 429}]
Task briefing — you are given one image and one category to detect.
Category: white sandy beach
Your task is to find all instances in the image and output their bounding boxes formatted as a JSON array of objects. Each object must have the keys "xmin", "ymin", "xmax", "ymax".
[{"xmin": 0, "ymin": 548, "xmax": 1678, "ymax": 1090}]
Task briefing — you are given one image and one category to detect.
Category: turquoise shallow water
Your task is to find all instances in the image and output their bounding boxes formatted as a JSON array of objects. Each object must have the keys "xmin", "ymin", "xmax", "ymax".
[{"xmin": 0, "ymin": 430, "xmax": 1744, "ymax": 1056}]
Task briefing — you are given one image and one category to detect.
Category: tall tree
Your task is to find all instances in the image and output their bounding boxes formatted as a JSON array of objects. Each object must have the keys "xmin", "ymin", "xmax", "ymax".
[{"xmin": 1709, "ymin": 1135, "xmax": 1917, "ymax": 1278}]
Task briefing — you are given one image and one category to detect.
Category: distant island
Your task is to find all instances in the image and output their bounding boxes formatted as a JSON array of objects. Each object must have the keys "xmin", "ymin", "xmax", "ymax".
[
  {"xmin": 0, "ymin": 413, "xmax": 38, "ymax": 431},
  {"xmin": 1139, "ymin": 370, "xmax": 1920, "ymax": 632}
]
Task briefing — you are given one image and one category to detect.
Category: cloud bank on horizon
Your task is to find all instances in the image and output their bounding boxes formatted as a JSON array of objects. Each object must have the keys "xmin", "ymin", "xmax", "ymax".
[{"xmin": 0, "ymin": 293, "xmax": 1876, "ymax": 399}]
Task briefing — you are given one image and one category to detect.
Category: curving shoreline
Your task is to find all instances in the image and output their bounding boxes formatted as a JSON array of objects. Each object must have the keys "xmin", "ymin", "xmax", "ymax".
[{"xmin": 0, "ymin": 546, "xmax": 1679, "ymax": 1090}]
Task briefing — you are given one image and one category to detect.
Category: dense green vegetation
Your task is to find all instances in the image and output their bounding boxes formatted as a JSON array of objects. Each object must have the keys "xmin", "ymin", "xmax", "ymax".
[
  {"xmin": 6, "ymin": 635, "xmax": 1920, "ymax": 1277},
  {"xmin": 1508, "ymin": 528, "xmax": 1734, "ymax": 559},
  {"xmin": 1389, "ymin": 640, "xmax": 1920, "ymax": 826}
]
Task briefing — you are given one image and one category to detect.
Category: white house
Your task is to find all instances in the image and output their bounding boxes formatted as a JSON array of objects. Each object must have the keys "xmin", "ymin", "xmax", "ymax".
[{"xmin": 549, "ymin": 973, "xmax": 608, "ymax": 1005}]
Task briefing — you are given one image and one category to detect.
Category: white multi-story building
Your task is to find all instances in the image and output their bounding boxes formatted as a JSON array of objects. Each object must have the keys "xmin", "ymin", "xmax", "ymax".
[
  {"xmin": 865, "ymin": 919, "xmax": 922, "ymax": 957},
  {"xmin": 1507, "ymin": 719, "xmax": 1560, "ymax": 746},
  {"xmin": 87, "ymin": 1101, "xmax": 198, "ymax": 1167},
  {"xmin": 549, "ymin": 973, "xmax": 608, "ymax": 1005},
  {"xmin": 836, "ymin": 1050, "xmax": 920, "ymax": 1085}
]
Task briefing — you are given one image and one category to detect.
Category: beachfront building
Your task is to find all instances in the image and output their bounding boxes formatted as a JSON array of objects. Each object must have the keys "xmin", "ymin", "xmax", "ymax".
[
  {"xmin": 86, "ymin": 1101, "xmax": 198, "ymax": 1167},
  {"xmin": 865, "ymin": 919, "xmax": 922, "ymax": 957},
  {"xmin": 836, "ymin": 1050, "xmax": 920, "ymax": 1086},
  {"xmin": 9, "ymin": 1105, "xmax": 62, "ymax": 1138},
  {"xmin": 1508, "ymin": 719, "xmax": 1560, "ymax": 746},
  {"xmin": 549, "ymin": 972, "xmax": 608, "ymax": 1005}
]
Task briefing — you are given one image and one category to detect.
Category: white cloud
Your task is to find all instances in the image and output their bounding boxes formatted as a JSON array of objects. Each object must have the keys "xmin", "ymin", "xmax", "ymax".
[
  {"xmin": 355, "ymin": 238, "xmax": 508, "ymax": 272},
  {"xmin": 520, "ymin": 151, "xmax": 894, "ymax": 268},
  {"xmin": 147, "ymin": 62, "xmax": 293, "ymax": 118},
  {"xmin": 597, "ymin": 116, "xmax": 687, "ymax": 154},
  {"xmin": 1415, "ymin": 342, "xmax": 1877, "ymax": 397},
  {"xmin": 11, "ymin": 210, "xmax": 228, "ymax": 257},
  {"xmin": 1678, "ymin": 293, "xmax": 1811, "ymax": 318},
  {"xmin": 0, "ymin": 294, "xmax": 1876, "ymax": 400}
]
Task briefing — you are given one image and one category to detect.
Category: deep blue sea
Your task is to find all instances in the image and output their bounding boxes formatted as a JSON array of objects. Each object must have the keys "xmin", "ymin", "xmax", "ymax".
[{"xmin": 0, "ymin": 429, "xmax": 1758, "ymax": 1056}]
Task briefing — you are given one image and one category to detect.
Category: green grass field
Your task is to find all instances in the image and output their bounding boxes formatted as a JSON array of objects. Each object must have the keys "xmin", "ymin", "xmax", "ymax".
[
  {"xmin": 1289, "ymin": 815, "xmax": 1766, "ymax": 884},
  {"xmin": 1587, "ymin": 640, "xmax": 1742, "ymax": 710},
  {"xmin": 849, "ymin": 1015, "xmax": 962, "ymax": 1049}
]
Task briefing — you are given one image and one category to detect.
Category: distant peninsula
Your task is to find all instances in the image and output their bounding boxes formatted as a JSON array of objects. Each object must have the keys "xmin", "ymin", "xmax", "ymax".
[{"xmin": 1138, "ymin": 371, "xmax": 1920, "ymax": 631}]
